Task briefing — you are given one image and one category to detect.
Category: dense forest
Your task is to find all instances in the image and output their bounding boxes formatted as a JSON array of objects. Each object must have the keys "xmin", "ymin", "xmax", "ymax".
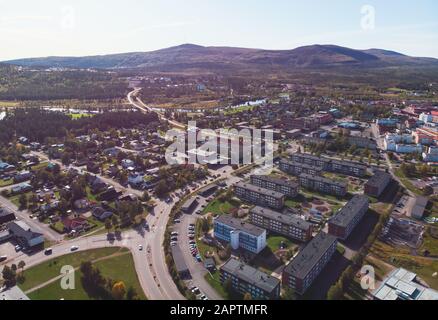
[
  {"xmin": 0, "ymin": 64, "xmax": 128, "ymax": 100},
  {"xmin": 0, "ymin": 108, "xmax": 159, "ymax": 144}
]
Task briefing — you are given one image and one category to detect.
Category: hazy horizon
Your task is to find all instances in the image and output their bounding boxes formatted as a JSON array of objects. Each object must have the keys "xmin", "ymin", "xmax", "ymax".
[{"xmin": 1, "ymin": 0, "xmax": 437, "ymax": 61}]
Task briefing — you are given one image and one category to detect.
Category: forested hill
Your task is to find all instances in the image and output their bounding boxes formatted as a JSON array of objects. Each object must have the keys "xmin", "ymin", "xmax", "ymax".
[
  {"xmin": 0, "ymin": 109, "xmax": 159, "ymax": 144},
  {"xmin": 0, "ymin": 64, "xmax": 128, "ymax": 100}
]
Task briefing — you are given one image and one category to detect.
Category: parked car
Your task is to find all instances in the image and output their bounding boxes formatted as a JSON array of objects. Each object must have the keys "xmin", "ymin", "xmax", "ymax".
[
  {"xmin": 0, "ymin": 256, "xmax": 7, "ymax": 262},
  {"xmin": 15, "ymin": 245, "xmax": 22, "ymax": 252},
  {"xmin": 44, "ymin": 248, "xmax": 53, "ymax": 255}
]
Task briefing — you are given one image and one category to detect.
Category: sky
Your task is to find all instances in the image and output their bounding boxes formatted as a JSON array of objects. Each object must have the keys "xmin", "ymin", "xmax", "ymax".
[{"xmin": 0, "ymin": 0, "xmax": 437, "ymax": 60}]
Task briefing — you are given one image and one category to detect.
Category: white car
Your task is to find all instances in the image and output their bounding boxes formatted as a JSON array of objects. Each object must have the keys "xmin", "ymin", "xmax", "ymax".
[
  {"xmin": 171, "ymin": 232, "xmax": 179, "ymax": 236},
  {"xmin": 170, "ymin": 241, "xmax": 177, "ymax": 246},
  {"xmin": 138, "ymin": 244, "xmax": 143, "ymax": 251},
  {"xmin": 70, "ymin": 246, "xmax": 79, "ymax": 251}
]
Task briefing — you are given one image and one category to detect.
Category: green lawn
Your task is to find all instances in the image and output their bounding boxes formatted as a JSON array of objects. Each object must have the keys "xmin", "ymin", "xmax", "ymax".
[
  {"xmin": 30, "ymin": 162, "xmax": 49, "ymax": 171},
  {"xmin": 266, "ymin": 235, "xmax": 294, "ymax": 252},
  {"xmin": 69, "ymin": 113, "xmax": 95, "ymax": 120},
  {"xmin": 419, "ymin": 227, "xmax": 438, "ymax": 257},
  {"xmin": 28, "ymin": 250, "xmax": 146, "ymax": 300},
  {"xmin": 202, "ymin": 199, "xmax": 236, "ymax": 215},
  {"xmin": 0, "ymin": 179, "xmax": 13, "ymax": 187},
  {"xmin": 19, "ymin": 247, "xmax": 125, "ymax": 291},
  {"xmin": 204, "ymin": 271, "xmax": 229, "ymax": 299},
  {"xmin": 393, "ymin": 169, "xmax": 423, "ymax": 196}
]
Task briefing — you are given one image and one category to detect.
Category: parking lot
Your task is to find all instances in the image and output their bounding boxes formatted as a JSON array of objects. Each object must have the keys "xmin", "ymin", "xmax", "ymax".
[{"xmin": 0, "ymin": 241, "xmax": 26, "ymax": 264}]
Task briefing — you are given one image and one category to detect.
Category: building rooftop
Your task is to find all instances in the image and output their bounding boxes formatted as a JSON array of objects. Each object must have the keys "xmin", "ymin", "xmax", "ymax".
[
  {"xmin": 221, "ymin": 258, "xmax": 280, "ymax": 293},
  {"xmin": 280, "ymin": 159, "xmax": 324, "ymax": 172},
  {"xmin": 366, "ymin": 171, "xmax": 392, "ymax": 188},
  {"xmin": 171, "ymin": 246, "xmax": 189, "ymax": 274},
  {"xmin": 235, "ymin": 181, "xmax": 285, "ymax": 199},
  {"xmin": 215, "ymin": 215, "xmax": 266, "ymax": 237},
  {"xmin": 251, "ymin": 175, "xmax": 299, "ymax": 189},
  {"xmin": 283, "ymin": 232, "xmax": 337, "ymax": 279},
  {"xmin": 299, "ymin": 173, "xmax": 347, "ymax": 188},
  {"xmin": 250, "ymin": 206, "xmax": 311, "ymax": 231},
  {"xmin": 329, "ymin": 195, "xmax": 369, "ymax": 228},
  {"xmin": 0, "ymin": 286, "xmax": 30, "ymax": 300},
  {"xmin": 373, "ymin": 268, "xmax": 438, "ymax": 301}
]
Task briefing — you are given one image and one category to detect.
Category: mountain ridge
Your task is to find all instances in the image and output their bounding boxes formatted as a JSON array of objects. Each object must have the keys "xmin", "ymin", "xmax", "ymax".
[{"xmin": 4, "ymin": 43, "xmax": 438, "ymax": 71}]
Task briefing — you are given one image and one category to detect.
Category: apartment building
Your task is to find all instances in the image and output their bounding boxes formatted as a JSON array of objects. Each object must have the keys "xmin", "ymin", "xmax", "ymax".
[
  {"xmin": 214, "ymin": 215, "xmax": 266, "ymax": 254},
  {"xmin": 279, "ymin": 159, "xmax": 323, "ymax": 177},
  {"xmin": 299, "ymin": 173, "xmax": 347, "ymax": 197},
  {"xmin": 250, "ymin": 175, "xmax": 299, "ymax": 198},
  {"xmin": 291, "ymin": 153, "xmax": 366, "ymax": 177},
  {"xmin": 234, "ymin": 181, "xmax": 285, "ymax": 210},
  {"xmin": 364, "ymin": 171, "xmax": 392, "ymax": 197},
  {"xmin": 249, "ymin": 206, "xmax": 312, "ymax": 242},
  {"xmin": 220, "ymin": 258, "xmax": 280, "ymax": 299},
  {"xmin": 328, "ymin": 195, "xmax": 369, "ymax": 240},
  {"xmin": 282, "ymin": 232, "xmax": 338, "ymax": 295}
]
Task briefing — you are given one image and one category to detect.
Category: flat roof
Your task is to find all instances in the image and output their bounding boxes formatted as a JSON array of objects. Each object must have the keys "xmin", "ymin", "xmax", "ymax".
[
  {"xmin": 250, "ymin": 206, "xmax": 311, "ymax": 231},
  {"xmin": 235, "ymin": 181, "xmax": 285, "ymax": 199},
  {"xmin": 329, "ymin": 195, "xmax": 369, "ymax": 228},
  {"xmin": 251, "ymin": 175, "xmax": 299, "ymax": 189},
  {"xmin": 283, "ymin": 232, "xmax": 337, "ymax": 279},
  {"xmin": 366, "ymin": 170, "xmax": 392, "ymax": 187},
  {"xmin": 299, "ymin": 173, "xmax": 347, "ymax": 188},
  {"xmin": 171, "ymin": 246, "xmax": 189, "ymax": 273},
  {"xmin": 221, "ymin": 258, "xmax": 279, "ymax": 293},
  {"xmin": 215, "ymin": 215, "xmax": 266, "ymax": 237},
  {"xmin": 280, "ymin": 159, "xmax": 324, "ymax": 172},
  {"xmin": 181, "ymin": 197, "xmax": 198, "ymax": 210}
]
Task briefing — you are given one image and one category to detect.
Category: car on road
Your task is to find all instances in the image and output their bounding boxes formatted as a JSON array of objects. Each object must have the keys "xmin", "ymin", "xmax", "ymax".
[
  {"xmin": 191, "ymin": 287, "xmax": 200, "ymax": 295},
  {"xmin": 138, "ymin": 244, "xmax": 143, "ymax": 250},
  {"xmin": 44, "ymin": 248, "xmax": 53, "ymax": 255},
  {"xmin": 0, "ymin": 256, "xmax": 7, "ymax": 262},
  {"xmin": 200, "ymin": 294, "xmax": 208, "ymax": 300},
  {"xmin": 70, "ymin": 246, "xmax": 79, "ymax": 251}
]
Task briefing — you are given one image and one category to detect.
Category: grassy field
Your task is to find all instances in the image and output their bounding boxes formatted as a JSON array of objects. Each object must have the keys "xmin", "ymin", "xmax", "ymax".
[
  {"xmin": 202, "ymin": 199, "xmax": 236, "ymax": 215},
  {"xmin": 266, "ymin": 235, "xmax": 294, "ymax": 252},
  {"xmin": 204, "ymin": 271, "xmax": 229, "ymax": 299},
  {"xmin": 19, "ymin": 247, "xmax": 125, "ymax": 291},
  {"xmin": 393, "ymin": 168, "xmax": 423, "ymax": 196},
  {"xmin": 419, "ymin": 227, "xmax": 438, "ymax": 257},
  {"xmin": 371, "ymin": 240, "xmax": 438, "ymax": 290},
  {"xmin": 69, "ymin": 113, "xmax": 95, "ymax": 120},
  {"xmin": 28, "ymin": 250, "xmax": 146, "ymax": 300},
  {"xmin": 0, "ymin": 178, "xmax": 13, "ymax": 187}
]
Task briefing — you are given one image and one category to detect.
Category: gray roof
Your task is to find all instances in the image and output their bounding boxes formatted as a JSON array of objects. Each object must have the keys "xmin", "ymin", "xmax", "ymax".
[
  {"xmin": 299, "ymin": 173, "xmax": 347, "ymax": 188},
  {"xmin": 331, "ymin": 159, "xmax": 367, "ymax": 170},
  {"xmin": 0, "ymin": 207, "xmax": 15, "ymax": 218},
  {"xmin": 329, "ymin": 195, "xmax": 369, "ymax": 228},
  {"xmin": 181, "ymin": 197, "xmax": 198, "ymax": 210},
  {"xmin": 7, "ymin": 221, "xmax": 43, "ymax": 241},
  {"xmin": 251, "ymin": 174, "xmax": 299, "ymax": 188},
  {"xmin": 280, "ymin": 159, "xmax": 324, "ymax": 172},
  {"xmin": 221, "ymin": 258, "xmax": 280, "ymax": 293},
  {"xmin": 366, "ymin": 171, "xmax": 392, "ymax": 187},
  {"xmin": 283, "ymin": 232, "xmax": 337, "ymax": 279},
  {"xmin": 215, "ymin": 215, "xmax": 266, "ymax": 237},
  {"xmin": 171, "ymin": 246, "xmax": 189, "ymax": 273},
  {"xmin": 250, "ymin": 206, "xmax": 311, "ymax": 231},
  {"xmin": 292, "ymin": 153, "xmax": 330, "ymax": 164},
  {"xmin": 411, "ymin": 196, "xmax": 429, "ymax": 218},
  {"xmin": 235, "ymin": 181, "xmax": 285, "ymax": 199}
]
